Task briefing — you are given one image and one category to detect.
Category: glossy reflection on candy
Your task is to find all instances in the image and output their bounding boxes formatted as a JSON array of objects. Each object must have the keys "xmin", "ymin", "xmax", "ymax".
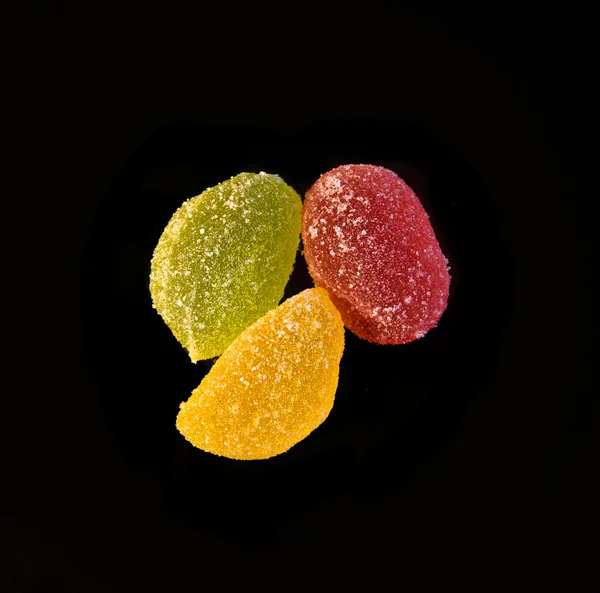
[
  {"xmin": 176, "ymin": 288, "xmax": 345, "ymax": 460},
  {"xmin": 302, "ymin": 164, "xmax": 450, "ymax": 344},
  {"xmin": 150, "ymin": 172, "xmax": 302, "ymax": 361}
]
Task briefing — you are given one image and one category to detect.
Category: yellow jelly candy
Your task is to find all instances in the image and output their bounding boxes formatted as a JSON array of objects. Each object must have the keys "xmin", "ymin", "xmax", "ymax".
[
  {"xmin": 150, "ymin": 172, "xmax": 302, "ymax": 361},
  {"xmin": 176, "ymin": 287, "xmax": 345, "ymax": 460}
]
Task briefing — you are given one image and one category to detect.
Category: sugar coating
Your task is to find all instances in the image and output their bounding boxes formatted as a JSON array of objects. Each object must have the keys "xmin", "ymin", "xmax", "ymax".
[
  {"xmin": 176, "ymin": 288, "xmax": 345, "ymax": 460},
  {"xmin": 302, "ymin": 164, "xmax": 450, "ymax": 344},
  {"xmin": 150, "ymin": 172, "xmax": 302, "ymax": 361}
]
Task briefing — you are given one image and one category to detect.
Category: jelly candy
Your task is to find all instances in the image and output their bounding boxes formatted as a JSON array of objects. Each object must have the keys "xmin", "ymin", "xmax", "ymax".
[
  {"xmin": 150, "ymin": 172, "xmax": 302, "ymax": 361},
  {"xmin": 176, "ymin": 288, "xmax": 345, "ymax": 460},
  {"xmin": 302, "ymin": 164, "xmax": 450, "ymax": 344}
]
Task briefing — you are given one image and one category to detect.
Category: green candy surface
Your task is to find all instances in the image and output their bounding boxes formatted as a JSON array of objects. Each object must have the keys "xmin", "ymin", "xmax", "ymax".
[{"xmin": 150, "ymin": 172, "xmax": 302, "ymax": 361}]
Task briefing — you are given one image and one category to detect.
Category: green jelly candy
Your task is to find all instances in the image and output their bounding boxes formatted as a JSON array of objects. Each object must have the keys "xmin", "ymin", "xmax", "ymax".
[{"xmin": 150, "ymin": 172, "xmax": 302, "ymax": 361}]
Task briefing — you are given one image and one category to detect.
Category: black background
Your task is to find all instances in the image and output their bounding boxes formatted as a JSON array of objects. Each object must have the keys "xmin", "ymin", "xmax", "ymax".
[{"xmin": 3, "ymin": 2, "xmax": 598, "ymax": 592}]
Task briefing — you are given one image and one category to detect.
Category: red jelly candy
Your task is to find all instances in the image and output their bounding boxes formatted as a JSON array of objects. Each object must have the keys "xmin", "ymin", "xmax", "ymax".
[{"xmin": 302, "ymin": 164, "xmax": 450, "ymax": 344}]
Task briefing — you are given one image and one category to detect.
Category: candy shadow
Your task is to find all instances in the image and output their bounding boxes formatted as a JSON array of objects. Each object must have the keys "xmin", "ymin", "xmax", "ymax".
[{"xmin": 81, "ymin": 118, "xmax": 512, "ymax": 545}]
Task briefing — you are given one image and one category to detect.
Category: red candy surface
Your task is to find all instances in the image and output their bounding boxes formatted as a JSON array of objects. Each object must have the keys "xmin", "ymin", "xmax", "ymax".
[{"xmin": 302, "ymin": 164, "xmax": 450, "ymax": 344}]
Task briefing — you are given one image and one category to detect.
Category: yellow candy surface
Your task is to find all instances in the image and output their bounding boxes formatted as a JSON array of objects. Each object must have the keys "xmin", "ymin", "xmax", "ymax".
[
  {"xmin": 150, "ymin": 172, "xmax": 302, "ymax": 361},
  {"xmin": 176, "ymin": 288, "xmax": 345, "ymax": 460}
]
